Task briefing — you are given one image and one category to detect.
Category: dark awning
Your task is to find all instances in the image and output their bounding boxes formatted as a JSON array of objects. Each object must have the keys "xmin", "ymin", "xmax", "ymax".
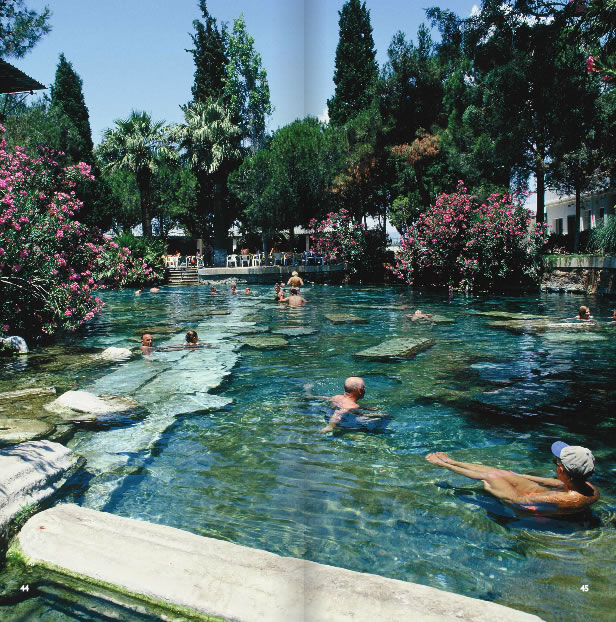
[{"xmin": 0, "ymin": 59, "xmax": 46, "ymax": 95}]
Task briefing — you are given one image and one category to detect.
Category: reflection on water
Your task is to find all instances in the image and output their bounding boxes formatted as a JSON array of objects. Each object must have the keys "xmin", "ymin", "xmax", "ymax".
[{"xmin": 2, "ymin": 285, "xmax": 616, "ymax": 621}]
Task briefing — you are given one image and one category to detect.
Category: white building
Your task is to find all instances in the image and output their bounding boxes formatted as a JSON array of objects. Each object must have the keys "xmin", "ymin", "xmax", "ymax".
[{"xmin": 545, "ymin": 188, "xmax": 616, "ymax": 235}]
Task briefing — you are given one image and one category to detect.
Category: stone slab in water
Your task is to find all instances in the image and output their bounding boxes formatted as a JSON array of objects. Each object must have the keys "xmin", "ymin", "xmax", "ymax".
[
  {"xmin": 0, "ymin": 441, "xmax": 75, "ymax": 533},
  {"xmin": 273, "ymin": 327, "xmax": 318, "ymax": 337},
  {"xmin": 16, "ymin": 504, "xmax": 542, "ymax": 622},
  {"xmin": 473, "ymin": 311, "xmax": 547, "ymax": 321},
  {"xmin": 238, "ymin": 336, "xmax": 289, "ymax": 349},
  {"xmin": 95, "ymin": 347, "xmax": 132, "ymax": 361},
  {"xmin": 44, "ymin": 390, "xmax": 137, "ymax": 419},
  {"xmin": 541, "ymin": 332, "xmax": 608, "ymax": 343},
  {"xmin": 325, "ymin": 313, "xmax": 368, "ymax": 324},
  {"xmin": 0, "ymin": 387, "xmax": 56, "ymax": 401},
  {"xmin": 135, "ymin": 326, "xmax": 180, "ymax": 335},
  {"xmin": 354, "ymin": 337, "xmax": 435, "ymax": 361},
  {"xmin": 0, "ymin": 417, "xmax": 55, "ymax": 446},
  {"xmin": 487, "ymin": 320, "xmax": 600, "ymax": 334},
  {"xmin": 227, "ymin": 325, "xmax": 271, "ymax": 335},
  {"xmin": 204, "ymin": 309, "xmax": 231, "ymax": 316},
  {"xmin": 411, "ymin": 314, "xmax": 455, "ymax": 325}
]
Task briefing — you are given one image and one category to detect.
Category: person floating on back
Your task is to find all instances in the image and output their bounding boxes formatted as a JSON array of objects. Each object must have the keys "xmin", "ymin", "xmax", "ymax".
[{"xmin": 425, "ymin": 441, "xmax": 599, "ymax": 517}]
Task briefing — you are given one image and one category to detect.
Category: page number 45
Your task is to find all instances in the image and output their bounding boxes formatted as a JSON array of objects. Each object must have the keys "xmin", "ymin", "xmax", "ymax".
[{"xmin": 580, "ymin": 584, "xmax": 589, "ymax": 592}]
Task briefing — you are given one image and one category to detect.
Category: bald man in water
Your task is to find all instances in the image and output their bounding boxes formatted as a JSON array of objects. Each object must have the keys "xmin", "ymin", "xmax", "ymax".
[
  {"xmin": 319, "ymin": 377, "xmax": 390, "ymax": 433},
  {"xmin": 426, "ymin": 442, "xmax": 599, "ymax": 516}
]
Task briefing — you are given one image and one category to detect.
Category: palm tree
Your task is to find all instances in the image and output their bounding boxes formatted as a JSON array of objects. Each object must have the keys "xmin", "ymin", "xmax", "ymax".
[
  {"xmin": 174, "ymin": 98, "xmax": 242, "ymax": 258},
  {"xmin": 98, "ymin": 111, "xmax": 176, "ymax": 237}
]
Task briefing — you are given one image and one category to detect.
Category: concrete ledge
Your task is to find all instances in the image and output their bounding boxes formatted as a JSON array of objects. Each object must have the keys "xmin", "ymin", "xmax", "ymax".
[
  {"xmin": 197, "ymin": 263, "xmax": 346, "ymax": 284},
  {"xmin": 18, "ymin": 505, "xmax": 543, "ymax": 622},
  {"xmin": 544, "ymin": 255, "xmax": 616, "ymax": 269}
]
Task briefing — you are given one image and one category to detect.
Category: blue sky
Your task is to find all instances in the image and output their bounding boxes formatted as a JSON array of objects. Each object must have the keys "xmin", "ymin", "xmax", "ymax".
[{"xmin": 16, "ymin": 1, "xmax": 480, "ymax": 144}]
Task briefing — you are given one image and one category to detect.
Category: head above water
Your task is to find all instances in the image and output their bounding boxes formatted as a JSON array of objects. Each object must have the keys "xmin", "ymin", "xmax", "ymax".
[
  {"xmin": 292, "ymin": 271, "xmax": 299, "ymax": 277},
  {"xmin": 290, "ymin": 288, "xmax": 299, "ymax": 295},
  {"xmin": 185, "ymin": 330, "xmax": 198, "ymax": 344},
  {"xmin": 578, "ymin": 305, "xmax": 590, "ymax": 318},
  {"xmin": 141, "ymin": 333, "xmax": 153, "ymax": 347},
  {"xmin": 551, "ymin": 441, "xmax": 595, "ymax": 481},
  {"xmin": 344, "ymin": 376, "xmax": 365, "ymax": 398}
]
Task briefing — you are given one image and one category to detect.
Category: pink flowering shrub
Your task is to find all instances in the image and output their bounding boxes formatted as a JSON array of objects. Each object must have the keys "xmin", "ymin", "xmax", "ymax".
[
  {"xmin": 0, "ymin": 126, "xmax": 162, "ymax": 339},
  {"xmin": 309, "ymin": 209, "xmax": 367, "ymax": 271},
  {"xmin": 389, "ymin": 182, "xmax": 548, "ymax": 291}
]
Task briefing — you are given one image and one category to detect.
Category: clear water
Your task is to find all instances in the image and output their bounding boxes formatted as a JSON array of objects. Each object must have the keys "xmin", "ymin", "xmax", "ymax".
[{"xmin": 2, "ymin": 285, "xmax": 616, "ymax": 621}]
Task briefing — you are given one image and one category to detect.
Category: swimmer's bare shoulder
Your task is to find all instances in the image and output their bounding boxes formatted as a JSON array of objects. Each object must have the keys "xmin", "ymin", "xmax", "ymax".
[{"xmin": 504, "ymin": 483, "xmax": 599, "ymax": 515}]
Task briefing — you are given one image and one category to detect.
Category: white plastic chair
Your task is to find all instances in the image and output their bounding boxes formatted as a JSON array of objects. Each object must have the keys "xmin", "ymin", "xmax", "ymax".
[
  {"xmin": 273, "ymin": 252, "xmax": 283, "ymax": 265},
  {"xmin": 226, "ymin": 254, "xmax": 238, "ymax": 268},
  {"xmin": 240, "ymin": 254, "xmax": 251, "ymax": 267},
  {"xmin": 166, "ymin": 255, "xmax": 179, "ymax": 268},
  {"xmin": 252, "ymin": 254, "xmax": 262, "ymax": 266}
]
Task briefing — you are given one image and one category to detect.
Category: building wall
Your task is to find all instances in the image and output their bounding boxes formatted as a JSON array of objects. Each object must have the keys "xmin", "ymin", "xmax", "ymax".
[{"xmin": 547, "ymin": 190, "xmax": 616, "ymax": 235}]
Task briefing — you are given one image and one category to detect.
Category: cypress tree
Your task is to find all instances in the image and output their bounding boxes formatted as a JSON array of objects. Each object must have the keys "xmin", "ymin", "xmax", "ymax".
[
  {"xmin": 187, "ymin": 0, "xmax": 227, "ymax": 104},
  {"xmin": 327, "ymin": 0, "xmax": 378, "ymax": 126},
  {"xmin": 50, "ymin": 53, "xmax": 93, "ymax": 163}
]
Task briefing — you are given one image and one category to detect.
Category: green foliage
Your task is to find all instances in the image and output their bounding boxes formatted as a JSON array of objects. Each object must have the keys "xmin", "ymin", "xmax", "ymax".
[
  {"xmin": 98, "ymin": 111, "xmax": 177, "ymax": 237},
  {"xmin": 327, "ymin": 0, "xmax": 378, "ymax": 126},
  {"xmin": 187, "ymin": 0, "xmax": 227, "ymax": 104},
  {"xmin": 222, "ymin": 14, "xmax": 272, "ymax": 151},
  {"xmin": 0, "ymin": 0, "xmax": 51, "ymax": 59},
  {"xmin": 50, "ymin": 53, "xmax": 94, "ymax": 163},
  {"xmin": 230, "ymin": 117, "xmax": 336, "ymax": 242},
  {"xmin": 589, "ymin": 213, "xmax": 616, "ymax": 254}
]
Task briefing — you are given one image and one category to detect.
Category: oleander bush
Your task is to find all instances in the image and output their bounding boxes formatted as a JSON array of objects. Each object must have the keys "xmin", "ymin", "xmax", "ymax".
[
  {"xmin": 0, "ymin": 126, "xmax": 159, "ymax": 340},
  {"xmin": 389, "ymin": 181, "xmax": 549, "ymax": 291}
]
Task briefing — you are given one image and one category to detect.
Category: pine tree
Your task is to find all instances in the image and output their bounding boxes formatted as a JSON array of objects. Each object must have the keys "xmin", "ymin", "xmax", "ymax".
[
  {"xmin": 187, "ymin": 0, "xmax": 227, "ymax": 104},
  {"xmin": 50, "ymin": 53, "xmax": 93, "ymax": 163},
  {"xmin": 327, "ymin": 0, "xmax": 378, "ymax": 126}
]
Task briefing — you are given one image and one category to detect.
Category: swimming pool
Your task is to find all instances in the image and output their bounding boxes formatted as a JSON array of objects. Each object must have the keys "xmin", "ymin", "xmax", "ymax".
[{"xmin": 2, "ymin": 284, "xmax": 615, "ymax": 621}]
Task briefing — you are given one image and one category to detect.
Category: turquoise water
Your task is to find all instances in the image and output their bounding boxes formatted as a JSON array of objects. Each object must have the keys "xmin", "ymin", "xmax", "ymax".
[{"xmin": 2, "ymin": 285, "xmax": 616, "ymax": 621}]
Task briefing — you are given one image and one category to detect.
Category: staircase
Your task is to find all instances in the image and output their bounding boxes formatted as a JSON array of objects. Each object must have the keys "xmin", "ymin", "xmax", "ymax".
[{"xmin": 165, "ymin": 267, "xmax": 199, "ymax": 285}]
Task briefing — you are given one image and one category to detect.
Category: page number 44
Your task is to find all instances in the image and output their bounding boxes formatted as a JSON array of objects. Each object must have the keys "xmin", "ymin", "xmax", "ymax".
[{"xmin": 580, "ymin": 584, "xmax": 589, "ymax": 592}]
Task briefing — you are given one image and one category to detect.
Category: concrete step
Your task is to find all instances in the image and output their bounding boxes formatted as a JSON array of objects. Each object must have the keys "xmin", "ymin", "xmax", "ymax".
[
  {"xmin": 165, "ymin": 268, "xmax": 199, "ymax": 285},
  {"xmin": 17, "ymin": 504, "xmax": 543, "ymax": 622}
]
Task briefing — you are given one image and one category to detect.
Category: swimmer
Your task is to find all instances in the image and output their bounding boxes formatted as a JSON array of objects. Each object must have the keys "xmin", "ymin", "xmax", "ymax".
[
  {"xmin": 211, "ymin": 285, "xmax": 218, "ymax": 295},
  {"xmin": 287, "ymin": 271, "xmax": 304, "ymax": 288},
  {"xmin": 576, "ymin": 305, "xmax": 593, "ymax": 320},
  {"xmin": 274, "ymin": 283, "xmax": 284, "ymax": 301},
  {"xmin": 140, "ymin": 333, "xmax": 154, "ymax": 354},
  {"xmin": 425, "ymin": 442, "xmax": 599, "ymax": 517},
  {"xmin": 149, "ymin": 287, "xmax": 160, "ymax": 293},
  {"xmin": 244, "ymin": 287, "xmax": 251, "ymax": 295},
  {"xmin": 409, "ymin": 309, "xmax": 432, "ymax": 322},
  {"xmin": 281, "ymin": 287, "xmax": 308, "ymax": 305},
  {"xmin": 231, "ymin": 284, "xmax": 237, "ymax": 295},
  {"xmin": 319, "ymin": 377, "xmax": 390, "ymax": 433}
]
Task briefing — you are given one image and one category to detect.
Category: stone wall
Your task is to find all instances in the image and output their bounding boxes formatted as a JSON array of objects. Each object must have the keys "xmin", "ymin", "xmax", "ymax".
[{"xmin": 542, "ymin": 256, "xmax": 616, "ymax": 295}]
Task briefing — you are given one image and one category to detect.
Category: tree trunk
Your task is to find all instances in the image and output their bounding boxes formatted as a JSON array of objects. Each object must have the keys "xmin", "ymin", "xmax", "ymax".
[
  {"xmin": 212, "ymin": 181, "xmax": 227, "ymax": 266},
  {"xmin": 137, "ymin": 168, "xmax": 152, "ymax": 237},
  {"xmin": 289, "ymin": 226, "xmax": 295, "ymax": 251},
  {"xmin": 535, "ymin": 153, "xmax": 545, "ymax": 225},
  {"xmin": 574, "ymin": 182, "xmax": 581, "ymax": 253},
  {"xmin": 261, "ymin": 232, "xmax": 269, "ymax": 265}
]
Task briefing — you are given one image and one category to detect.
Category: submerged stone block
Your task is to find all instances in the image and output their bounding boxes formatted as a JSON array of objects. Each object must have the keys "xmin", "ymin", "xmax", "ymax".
[
  {"xmin": 354, "ymin": 337, "xmax": 435, "ymax": 361},
  {"xmin": 273, "ymin": 327, "xmax": 318, "ymax": 337},
  {"xmin": 237, "ymin": 336, "xmax": 289, "ymax": 349},
  {"xmin": 487, "ymin": 320, "xmax": 600, "ymax": 335},
  {"xmin": 325, "ymin": 313, "xmax": 368, "ymax": 324},
  {"xmin": 473, "ymin": 311, "xmax": 546, "ymax": 321},
  {"xmin": 541, "ymin": 332, "xmax": 608, "ymax": 343},
  {"xmin": 410, "ymin": 314, "xmax": 455, "ymax": 325},
  {"xmin": 0, "ymin": 418, "xmax": 55, "ymax": 446}
]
